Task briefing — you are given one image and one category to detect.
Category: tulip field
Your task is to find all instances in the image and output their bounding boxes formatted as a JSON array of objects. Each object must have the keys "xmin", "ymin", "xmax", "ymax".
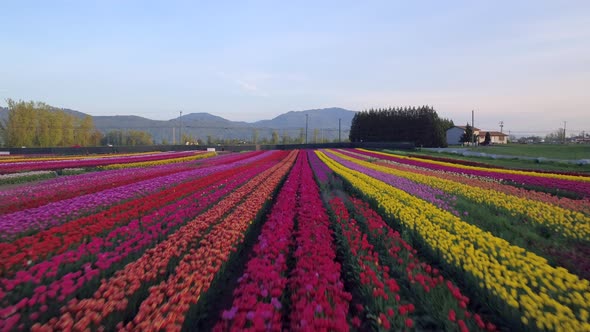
[{"xmin": 1, "ymin": 148, "xmax": 589, "ymax": 331}]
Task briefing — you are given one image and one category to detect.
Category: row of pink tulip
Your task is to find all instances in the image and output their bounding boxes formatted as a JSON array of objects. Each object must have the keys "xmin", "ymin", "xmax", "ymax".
[
  {"xmin": 0, "ymin": 151, "xmax": 271, "ymax": 241},
  {"xmin": 0, "ymin": 152, "xmax": 284, "ymax": 331},
  {"xmin": 214, "ymin": 149, "xmax": 304, "ymax": 331},
  {"xmin": 27, "ymin": 152, "xmax": 293, "ymax": 332}
]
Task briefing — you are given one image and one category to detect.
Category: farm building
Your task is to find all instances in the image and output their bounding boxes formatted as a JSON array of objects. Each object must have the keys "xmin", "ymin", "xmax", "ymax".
[
  {"xmin": 477, "ymin": 131, "xmax": 509, "ymax": 144},
  {"xmin": 446, "ymin": 126, "xmax": 480, "ymax": 145}
]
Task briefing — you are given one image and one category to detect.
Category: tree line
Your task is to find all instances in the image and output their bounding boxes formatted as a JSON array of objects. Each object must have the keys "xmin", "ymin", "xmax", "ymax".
[
  {"xmin": 0, "ymin": 100, "xmax": 155, "ymax": 147},
  {"xmin": 349, "ymin": 106, "xmax": 453, "ymax": 147},
  {"xmin": 0, "ymin": 100, "xmax": 103, "ymax": 147}
]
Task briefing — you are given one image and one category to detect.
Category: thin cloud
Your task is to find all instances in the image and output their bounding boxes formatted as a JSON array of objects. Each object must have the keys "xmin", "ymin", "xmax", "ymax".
[
  {"xmin": 213, "ymin": 70, "xmax": 269, "ymax": 97},
  {"xmin": 235, "ymin": 79, "xmax": 258, "ymax": 92}
]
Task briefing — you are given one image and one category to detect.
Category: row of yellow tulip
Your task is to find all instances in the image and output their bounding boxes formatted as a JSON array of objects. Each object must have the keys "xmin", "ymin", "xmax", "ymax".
[
  {"xmin": 358, "ymin": 149, "xmax": 590, "ymax": 183},
  {"xmin": 331, "ymin": 149, "xmax": 590, "ymax": 240},
  {"xmin": 317, "ymin": 150, "xmax": 590, "ymax": 331},
  {"xmin": 99, "ymin": 152, "xmax": 216, "ymax": 170}
]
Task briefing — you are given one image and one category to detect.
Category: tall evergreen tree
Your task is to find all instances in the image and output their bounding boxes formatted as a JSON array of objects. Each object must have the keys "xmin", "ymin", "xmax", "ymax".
[{"xmin": 349, "ymin": 105, "xmax": 453, "ymax": 147}]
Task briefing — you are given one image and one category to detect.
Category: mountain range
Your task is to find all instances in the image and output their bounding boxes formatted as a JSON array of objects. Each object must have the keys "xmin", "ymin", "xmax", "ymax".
[{"xmin": 0, "ymin": 106, "xmax": 356, "ymax": 143}]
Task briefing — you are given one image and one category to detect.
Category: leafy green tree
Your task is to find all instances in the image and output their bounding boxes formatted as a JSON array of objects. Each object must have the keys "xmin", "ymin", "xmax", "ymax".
[
  {"xmin": 271, "ymin": 130, "xmax": 279, "ymax": 144},
  {"xmin": 1, "ymin": 99, "xmax": 99, "ymax": 147},
  {"xmin": 460, "ymin": 123, "xmax": 474, "ymax": 145},
  {"xmin": 252, "ymin": 129, "xmax": 259, "ymax": 144},
  {"xmin": 126, "ymin": 130, "xmax": 153, "ymax": 146}
]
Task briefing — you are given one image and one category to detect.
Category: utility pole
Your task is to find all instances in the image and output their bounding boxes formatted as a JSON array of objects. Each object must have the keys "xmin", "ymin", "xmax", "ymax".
[
  {"xmin": 179, "ymin": 111, "xmax": 183, "ymax": 145},
  {"xmin": 499, "ymin": 121, "xmax": 504, "ymax": 133},
  {"xmin": 472, "ymin": 110, "xmax": 475, "ymax": 146},
  {"xmin": 339, "ymin": 118, "xmax": 342, "ymax": 143},
  {"xmin": 305, "ymin": 114, "xmax": 309, "ymax": 144},
  {"xmin": 563, "ymin": 121, "xmax": 567, "ymax": 144}
]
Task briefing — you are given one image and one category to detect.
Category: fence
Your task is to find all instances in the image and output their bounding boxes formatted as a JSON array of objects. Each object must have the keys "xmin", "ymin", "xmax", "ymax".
[{"xmin": 2, "ymin": 141, "xmax": 414, "ymax": 155}]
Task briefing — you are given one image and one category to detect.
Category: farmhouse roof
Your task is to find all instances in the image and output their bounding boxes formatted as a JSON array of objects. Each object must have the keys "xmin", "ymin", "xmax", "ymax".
[
  {"xmin": 454, "ymin": 125, "xmax": 480, "ymax": 131},
  {"xmin": 477, "ymin": 131, "xmax": 508, "ymax": 137}
]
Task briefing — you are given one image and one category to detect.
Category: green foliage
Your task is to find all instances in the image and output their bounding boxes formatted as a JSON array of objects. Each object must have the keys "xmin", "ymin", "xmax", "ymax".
[
  {"xmin": 100, "ymin": 130, "xmax": 153, "ymax": 146},
  {"xmin": 252, "ymin": 128, "xmax": 259, "ymax": 144},
  {"xmin": 0, "ymin": 99, "xmax": 102, "ymax": 147},
  {"xmin": 459, "ymin": 123, "xmax": 475, "ymax": 144},
  {"xmin": 349, "ymin": 106, "xmax": 453, "ymax": 147},
  {"xmin": 271, "ymin": 130, "xmax": 279, "ymax": 144}
]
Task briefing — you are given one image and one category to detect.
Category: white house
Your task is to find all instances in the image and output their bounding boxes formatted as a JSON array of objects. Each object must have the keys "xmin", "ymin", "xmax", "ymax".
[
  {"xmin": 446, "ymin": 126, "xmax": 480, "ymax": 146},
  {"xmin": 477, "ymin": 131, "xmax": 508, "ymax": 144}
]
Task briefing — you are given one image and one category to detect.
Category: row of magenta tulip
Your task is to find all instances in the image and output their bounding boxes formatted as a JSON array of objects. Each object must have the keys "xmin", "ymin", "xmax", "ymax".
[
  {"xmin": 307, "ymin": 149, "xmax": 332, "ymax": 183},
  {"xmin": 0, "ymin": 152, "xmax": 291, "ymax": 331},
  {"xmin": 285, "ymin": 151, "xmax": 352, "ymax": 331},
  {"xmin": 0, "ymin": 151, "xmax": 263, "ymax": 215},
  {"xmin": 0, "ymin": 155, "xmax": 273, "ymax": 276},
  {"xmin": 15, "ymin": 151, "xmax": 293, "ymax": 332},
  {"xmin": 356, "ymin": 149, "xmax": 590, "ymax": 198},
  {"xmin": 215, "ymin": 151, "xmax": 352, "ymax": 331},
  {"xmin": 0, "ymin": 151, "xmax": 203, "ymax": 174},
  {"xmin": 317, "ymin": 151, "xmax": 590, "ymax": 331},
  {"xmin": 406, "ymin": 153, "xmax": 590, "ymax": 177},
  {"xmin": 324, "ymin": 150, "xmax": 461, "ymax": 217},
  {"xmin": 0, "ymin": 164, "xmax": 189, "ymax": 215},
  {"xmin": 0, "ymin": 155, "xmax": 275, "ymax": 305},
  {"xmin": 214, "ymin": 150, "xmax": 304, "ymax": 331},
  {"xmin": 113, "ymin": 150, "xmax": 297, "ymax": 332},
  {"xmin": 0, "ymin": 152, "xmax": 272, "ymax": 241},
  {"xmin": 333, "ymin": 149, "xmax": 590, "ymax": 240},
  {"xmin": 336, "ymin": 150, "xmax": 590, "ymax": 277},
  {"xmin": 0, "ymin": 154, "xmax": 276, "ymax": 273},
  {"xmin": 367, "ymin": 152, "xmax": 590, "ymax": 215},
  {"xmin": 342, "ymin": 148, "xmax": 590, "ymax": 215}
]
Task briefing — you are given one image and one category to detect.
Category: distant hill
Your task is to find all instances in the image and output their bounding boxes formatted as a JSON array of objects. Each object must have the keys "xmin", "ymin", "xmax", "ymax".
[
  {"xmin": 254, "ymin": 107, "xmax": 354, "ymax": 129},
  {"xmin": 1, "ymin": 106, "xmax": 356, "ymax": 143}
]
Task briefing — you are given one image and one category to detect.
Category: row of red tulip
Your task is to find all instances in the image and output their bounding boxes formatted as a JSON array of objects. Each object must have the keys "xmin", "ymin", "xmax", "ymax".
[
  {"xmin": 329, "ymin": 197, "xmax": 414, "ymax": 330},
  {"xmin": 0, "ymin": 162, "xmax": 193, "ymax": 215},
  {"xmin": 214, "ymin": 150, "xmax": 305, "ymax": 331},
  {"xmin": 347, "ymin": 196, "xmax": 497, "ymax": 331},
  {"xmin": 0, "ymin": 155, "xmax": 275, "ymax": 314},
  {"xmin": 0, "ymin": 155, "xmax": 271, "ymax": 276},
  {"xmin": 1, "ymin": 153, "xmax": 288, "ymax": 331},
  {"xmin": 29, "ymin": 151, "xmax": 294, "ymax": 331},
  {"xmin": 123, "ymin": 151, "xmax": 297, "ymax": 331},
  {"xmin": 287, "ymin": 152, "xmax": 352, "ymax": 331}
]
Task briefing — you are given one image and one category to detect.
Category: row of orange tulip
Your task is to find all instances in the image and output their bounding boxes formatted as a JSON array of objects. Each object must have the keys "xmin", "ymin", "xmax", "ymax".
[
  {"xmin": 125, "ymin": 151, "xmax": 297, "ymax": 331},
  {"xmin": 31, "ymin": 151, "xmax": 294, "ymax": 332}
]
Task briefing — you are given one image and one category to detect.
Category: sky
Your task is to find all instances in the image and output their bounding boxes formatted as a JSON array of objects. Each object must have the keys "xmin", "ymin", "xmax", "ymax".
[{"xmin": 1, "ymin": 1, "xmax": 589, "ymax": 136}]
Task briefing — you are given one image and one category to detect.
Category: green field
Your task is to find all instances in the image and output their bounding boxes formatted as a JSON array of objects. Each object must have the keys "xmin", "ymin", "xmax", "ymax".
[
  {"xmin": 460, "ymin": 143, "xmax": 590, "ymax": 160},
  {"xmin": 385, "ymin": 144, "xmax": 590, "ymax": 174}
]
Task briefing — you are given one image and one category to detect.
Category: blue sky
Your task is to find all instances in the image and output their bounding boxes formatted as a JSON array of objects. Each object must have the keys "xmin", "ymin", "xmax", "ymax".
[{"xmin": 1, "ymin": 1, "xmax": 589, "ymax": 135}]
